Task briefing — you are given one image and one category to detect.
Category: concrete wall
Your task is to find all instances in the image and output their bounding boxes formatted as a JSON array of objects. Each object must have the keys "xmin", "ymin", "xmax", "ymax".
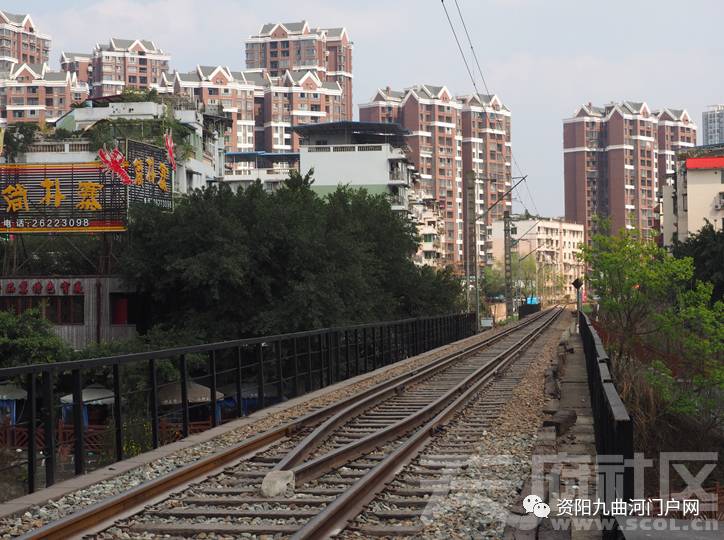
[{"xmin": 300, "ymin": 143, "xmax": 397, "ymax": 188}]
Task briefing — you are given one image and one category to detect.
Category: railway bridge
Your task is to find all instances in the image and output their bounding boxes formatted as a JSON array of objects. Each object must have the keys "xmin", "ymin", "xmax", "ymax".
[{"xmin": 0, "ymin": 307, "xmax": 671, "ymax": 539}]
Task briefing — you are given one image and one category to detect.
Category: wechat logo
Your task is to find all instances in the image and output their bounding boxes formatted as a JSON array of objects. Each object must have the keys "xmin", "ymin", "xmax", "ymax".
[{"xmin": 523, "ymin": 495, "xmax": 550, "ymax": 518}]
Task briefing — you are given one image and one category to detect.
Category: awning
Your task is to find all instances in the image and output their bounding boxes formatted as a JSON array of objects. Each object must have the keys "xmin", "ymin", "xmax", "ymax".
[
  {"xmin": 61, "ymin": 383, "xmax": 115, "ymax": 406},
  {"xmin": 0, "ymin": 382, "xmax": 27, "ymax": 400},
  {"xmin": 158, "ymin": 381, "xmax": 224, "ymax": 406}
]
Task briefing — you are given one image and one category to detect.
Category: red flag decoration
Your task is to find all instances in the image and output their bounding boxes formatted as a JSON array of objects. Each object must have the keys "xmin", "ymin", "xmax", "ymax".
[
  {"xmin": 98, "ymin": 147, "xmax": 132, "ymax": 185},
  {"xmin": 164, "ymin": 130, "xmax": 176, "ymax": 171},
  {"xmin": 32, "ymin": 281, "xmax": 42, "ymax": 295},
  {"xmin": 46, "ymin": 281, "xmax": 56, "ymax": 294}
]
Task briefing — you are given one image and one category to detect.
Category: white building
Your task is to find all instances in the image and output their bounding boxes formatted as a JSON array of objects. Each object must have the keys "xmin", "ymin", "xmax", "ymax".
[
  {"xmin": 662, "ymin": 154, "xmax": 724, "ymax": 246},
  {"xmin": 24, "ymin": 100, "xmax": 224, "ymax": 194},
  {"xmin": 703, "ymin": 105, "xmax": 724, "ymax": 146},
  {"xmin": 491, "ymin": 216, "xmax": 585, "ymax": 300},
  {"xmin": 293, "ymin": 121, "xmax": 417, "ymax": 212},
  {"xmin": 410, "ymin": 194, "xmax": 446, "ymax": 266}
]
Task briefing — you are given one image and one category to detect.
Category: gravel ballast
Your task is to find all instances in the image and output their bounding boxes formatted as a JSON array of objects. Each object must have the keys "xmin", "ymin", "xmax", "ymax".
[{"xmin": 0, "ymin": 326, "xmax": 508, "ymax": 539}]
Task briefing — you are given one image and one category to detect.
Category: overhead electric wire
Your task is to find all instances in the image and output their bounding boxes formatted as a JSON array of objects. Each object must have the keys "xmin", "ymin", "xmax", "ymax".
[
  {"xmin": 440, "ymin": 0, "xmax": 480, "ymax": 96},
  {"xmin": 448, "ymin": 0, "xmax": 538, "ymax": 213}
]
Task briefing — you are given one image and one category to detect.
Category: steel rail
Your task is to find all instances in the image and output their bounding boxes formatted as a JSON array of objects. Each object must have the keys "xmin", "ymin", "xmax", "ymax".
[
  {"xmin": 292, "ymin": 307, "xmax": 563, "ymax": 539},
  {"xmin": 273, "ymin": 308, "xmax": 552, "ymax": 472},
  {"xmin": 18, "ymin": 313, "xmax": 543, "ymax": 540},
  {"xmin": 290, "ymin": 308, "xmax": 558, "ymax": 485}
]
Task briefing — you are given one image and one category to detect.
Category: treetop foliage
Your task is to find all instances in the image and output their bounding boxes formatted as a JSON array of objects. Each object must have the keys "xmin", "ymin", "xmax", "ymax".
[{"xmin": 121, "ymin": 171, "xmax": 464, "ymax": 340}]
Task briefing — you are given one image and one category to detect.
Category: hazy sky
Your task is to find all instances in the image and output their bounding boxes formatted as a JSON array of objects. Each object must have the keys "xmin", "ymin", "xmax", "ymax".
[{"xmin": 9, "ymin": 0, "xmax": 724, "ymax": 216}]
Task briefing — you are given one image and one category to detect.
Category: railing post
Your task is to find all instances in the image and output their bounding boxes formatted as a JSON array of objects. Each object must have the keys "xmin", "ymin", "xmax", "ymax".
[
  {"xmin": 354, "ymin": 328, "xmax": 360, "ymax": 375},
  {"xmin": 384, "ymin": 324, "xmax": 395, "ymax": 365},
  {"xmin": 27, "ymin": 372, "xmax": 36, "ymax": 494},
  {"xmin": 112, "ymin": 363, "xmax": 123, "ymax": 461},
  {"xmin": 344, "ymin": 330, "xmax": 350, "ymax": 379},
  {"xmin": 149, "ymin": 359, "xmax": 159, "ymax": 449},
  {"xmin": 72, "ymin": 368, "xmax": 84, "ymax": 476},
  {"xmin": 209, "ymin": 350, "xmax": 218, "ymax": 428},
  {"xmin": 179, "ymin": 355, "xmax": 189, "ymax": 438},
  {"xmin": 292, "ymin": 338, "xmax": 299, "ymax": 397},
  {"xmin": 306, "ymin": 336, "xmax": 313, "ymax": 392},
  {"xmin": 276, "ymin": 340, "xmax": 284, "ymax": 402},
  {"xmin": 257, "ymin": 343, "xmax": 265, "ymax": 409},
  {"xmin": 363, "ymin": 327, "xmax": 368, "ymax": 373},
  {"xmin": 235, "ymin": 347, "xmax": 243, "ymax": 417},
  {"xmin": 42, "ymin": 370, "xmax": 55, "ymax": 488},
  {"xmin": 372, "ymin": 327, "xmax": 378, "ymax": 369}
]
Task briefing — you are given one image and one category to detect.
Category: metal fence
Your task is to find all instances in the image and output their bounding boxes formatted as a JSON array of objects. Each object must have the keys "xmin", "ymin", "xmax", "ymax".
[
  {"xmin": 579, "ymin": 311, "xmax": 634, "ymax": 507},
  {"xmin": 0, "ymin": 312, "xmax": 475, "ymax": 499}
]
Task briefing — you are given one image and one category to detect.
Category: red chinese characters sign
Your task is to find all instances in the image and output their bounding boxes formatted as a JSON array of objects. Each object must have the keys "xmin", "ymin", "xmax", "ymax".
[{"xmin": 2, "ymin": 279, "xmax": 83, "ymax": 295}]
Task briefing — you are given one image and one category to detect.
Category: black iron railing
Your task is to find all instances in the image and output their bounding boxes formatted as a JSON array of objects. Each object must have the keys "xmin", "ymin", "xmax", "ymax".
[
  {"xmin": 0, "ymin": 312, "xmax": 475, "ymax": 499},
  {"xmin": 579, "ymin": 311, "xmax": 634, "ymax": 506}
]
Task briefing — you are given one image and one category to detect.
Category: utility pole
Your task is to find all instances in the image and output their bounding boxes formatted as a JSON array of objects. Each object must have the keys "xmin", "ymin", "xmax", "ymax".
[
  {"xmin": 504, "ymin": 210, "xmax": 514, "ymax": 317},
  {"xmin": 470, "ymin": 175, "xmax": 527, "ymax": 331},
  {"xmin": 464, "ymin": 171, "xmax": 477, "ymax": 312}
]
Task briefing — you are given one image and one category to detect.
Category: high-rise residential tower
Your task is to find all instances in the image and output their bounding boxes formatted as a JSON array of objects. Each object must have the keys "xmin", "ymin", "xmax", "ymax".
[
  {"xmin": 360, "ymin": 85, "xmax": 512, "ymax": 267},
  {"xmin": 563, "ymin": 101, "xmax": 696, "ymax": 243},
  {"xmin": 245, "ymin": 21, "xmax": 352, "ymax": 120},
  {"xmin": 0, "ymin": 10, "xmax": 50, "ymax": 74},
  {"xmin": 82, "ymin": 38, "xmax": 170, "ymax": 97},
  {"xmin": 702, "ymin": 105, "xmax": 724, "ymax": 145}
]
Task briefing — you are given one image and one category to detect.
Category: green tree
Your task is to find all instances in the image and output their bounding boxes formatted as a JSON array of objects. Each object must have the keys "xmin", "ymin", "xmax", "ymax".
[
  {"xmin": 672, "ymin": 222, "xmax": 724, "ymax": 303},
  {"xmin": 0, "ymin": 309, "xmax": 71, "ymax": 368},
  {"xmin": 120, "ymin": 171, "xmax": 463, "ymax": 340},
  {"xmin": 3, "ymin": 123, "xmax": 39, "ymax": 163},
  {"xmin": 581, "ymin": 229, "xmax": 693, "ymax": 360}
]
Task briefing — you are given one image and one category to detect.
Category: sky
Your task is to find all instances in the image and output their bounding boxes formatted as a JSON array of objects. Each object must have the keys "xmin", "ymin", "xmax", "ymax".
[{"xmin": 8, "ymin": 0, "xmax": 724, "ymax": 216}]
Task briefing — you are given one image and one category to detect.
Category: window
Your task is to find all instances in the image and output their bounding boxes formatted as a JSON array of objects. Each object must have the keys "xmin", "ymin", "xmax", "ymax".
[{"xmin": 0, "ymin": 295, "xmax": 84, "ymax": 324}]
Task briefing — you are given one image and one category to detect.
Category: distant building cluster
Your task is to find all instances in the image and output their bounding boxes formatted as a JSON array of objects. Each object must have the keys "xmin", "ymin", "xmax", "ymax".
[
  {"xmin": 4, "ymin": 7, "xmax": 718, "ymax": 282},
  {"xmin": 563, "ymin": 101, "xmax": 697, "ymax": 244}
]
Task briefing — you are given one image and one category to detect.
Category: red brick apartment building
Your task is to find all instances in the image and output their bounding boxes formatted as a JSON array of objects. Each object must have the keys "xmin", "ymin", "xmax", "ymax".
[
  {"xmin": 563, "ymin": 101, "xmax": 696, "ymax": 243},
  {"xmin": 360, "ymin": 85, "xmax": 512, "ymax": 267},
  {"xmin": 59, "ymin": 51, "xmax": 93, "ymax": 84},
  {"xmin": 0, "ymin": 10, "xmax": 50, "ymax": 74},
  {"xmin": 245, "ymin": 21, "xmax": 353, "ymax": 120},
  {"xmin": 0, "ymin": 62, "xmax": 88, "ymax": 126},
  {"xmin": 169, "ymin": 65, "xmax": 344, "ymax": 153},
  {"xmin": 67, "ymin": 38, "xmax": 171, "ymax": 98}
]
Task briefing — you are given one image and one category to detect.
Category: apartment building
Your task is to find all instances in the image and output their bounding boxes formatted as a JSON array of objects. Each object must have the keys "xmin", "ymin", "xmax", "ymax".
[
  {"xmin": 0, "ymin": 11, "xmax": 50, "ymax": 75},
  {"xmin": 245, "ymin": 21, "xmax": 352, "ymax": 120},
  {"xmin": 662, "ymin": 151, "xmax": 724, "ymax": 246},
  {"xmin": 59, "ymin": 51, "xmax": 92, "ymax": 84},
  {"xmin": 410, "ymin": 196, "xmax": 446, "ymax": 266},
  {"xmin": 563, "ymin": 101, "xmax": 696, "ymax": 243},
  {"xmin": 360, "ymin": 85, "xmax": 512, "ymax": 268},
  {"xmin": 491, "ymin": 216, "xmax": 585, "ymax": 300},
  {"xmin": 0, "ymin": 62, "xmax": 88, "ymax": 126},
  {"xmin": 294, "ymin": 121, "xmax": 416, "ymax": 211},
  {"xmin": 702, "ymin": 105, "xmax": 724, "ymax": 145},
  {"xmin": 170, "ymin": 65, "xmax": 259, "ymax": 152},
  {"xmin": 169, "ymin": 64, "xmax": 344, "ymax": 155},
  {"xmin": 77, "ymin": 38, "xmax": 170, "ymax": 97}
]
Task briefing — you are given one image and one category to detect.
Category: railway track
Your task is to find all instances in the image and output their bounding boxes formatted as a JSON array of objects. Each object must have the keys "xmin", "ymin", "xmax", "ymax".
[{"xmin": 21, "ymin": 307, "xmax": 562, "ymax": 540}]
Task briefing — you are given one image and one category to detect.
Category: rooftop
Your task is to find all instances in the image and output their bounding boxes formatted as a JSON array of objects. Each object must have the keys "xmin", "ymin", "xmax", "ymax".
[{"xmin": 294, "ymin": 121, "xmax": 410, "ymax": 147}]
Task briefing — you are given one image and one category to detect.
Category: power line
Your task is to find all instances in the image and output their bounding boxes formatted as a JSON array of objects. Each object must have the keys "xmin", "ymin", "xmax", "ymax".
[
  {"xmin": 450, "ymin": 0, "xmax": 536, "ymax": 213},
  {"xmin": 440, "ymin": 0, "xmax": 480, "ymax": 96}
]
